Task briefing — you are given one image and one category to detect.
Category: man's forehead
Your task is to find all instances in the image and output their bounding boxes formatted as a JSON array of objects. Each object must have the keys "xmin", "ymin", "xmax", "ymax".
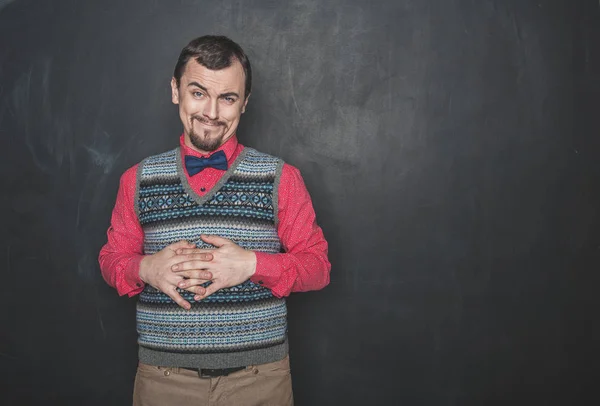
[{"xmin": 182, "ymin": 59, "xmax": 245, "ymax": 90}]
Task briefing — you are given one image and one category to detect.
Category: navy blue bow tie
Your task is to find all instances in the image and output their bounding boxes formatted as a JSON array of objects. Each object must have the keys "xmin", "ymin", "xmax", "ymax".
[{"xmin": 185, "ymin": 151, "xmax": 228, "ymax": 176}]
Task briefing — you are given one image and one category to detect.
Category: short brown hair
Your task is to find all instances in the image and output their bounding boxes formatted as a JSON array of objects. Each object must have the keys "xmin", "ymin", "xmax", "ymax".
[{"xmin": 173, "ymin": 35, "xmax": 252, "ymax": 99}]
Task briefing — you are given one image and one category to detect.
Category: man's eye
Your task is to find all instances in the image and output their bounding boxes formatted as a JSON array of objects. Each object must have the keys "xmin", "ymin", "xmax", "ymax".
[
  {"xmin": 193, "ymin": 92, "xmax": 204, "ymax": 98},
  {"xmin": 224, "ymin": 97, "xmax": 235, "ymax": 103}
]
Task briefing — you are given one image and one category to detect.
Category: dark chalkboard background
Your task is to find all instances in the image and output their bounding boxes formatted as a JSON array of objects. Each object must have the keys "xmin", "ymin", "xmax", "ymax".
[{"xmin": 1, "ymin": 0, "xmax": 599, "ymax": 405}]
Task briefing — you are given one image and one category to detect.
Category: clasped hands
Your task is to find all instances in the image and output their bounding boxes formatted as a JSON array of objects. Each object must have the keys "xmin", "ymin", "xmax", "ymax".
[{"xmin": 138, "ymin": 235, "xmax": 257, "ymax": 310}]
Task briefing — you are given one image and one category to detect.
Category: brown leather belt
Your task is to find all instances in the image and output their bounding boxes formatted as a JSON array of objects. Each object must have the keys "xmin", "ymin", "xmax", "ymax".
[{"xmin": 181, "ymin": 366, "xmax": 246, "ymax": 378}]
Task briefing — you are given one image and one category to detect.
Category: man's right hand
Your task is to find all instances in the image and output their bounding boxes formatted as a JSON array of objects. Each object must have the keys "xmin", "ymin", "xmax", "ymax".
[{"xmin": 139, "ymin": 240, "xmax": 213, "ymax": 310}]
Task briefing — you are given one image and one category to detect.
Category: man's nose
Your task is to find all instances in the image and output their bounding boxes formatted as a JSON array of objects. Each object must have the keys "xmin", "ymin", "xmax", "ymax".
[{"xmin": 202, "ymin": 99, "xmax": 219, "ymax": 121}]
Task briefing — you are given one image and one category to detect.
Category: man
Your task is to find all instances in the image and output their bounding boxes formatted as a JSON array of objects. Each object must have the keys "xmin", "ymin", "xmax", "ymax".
[{"xmin": 99, "ymin": 35, "xmax": 330, "ymax": 405}]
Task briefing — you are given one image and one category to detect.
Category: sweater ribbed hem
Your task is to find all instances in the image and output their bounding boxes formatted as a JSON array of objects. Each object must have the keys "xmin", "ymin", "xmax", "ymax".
[{"xmin": 138, "ymin": 339, "xmax": 288, "ymax": 369}]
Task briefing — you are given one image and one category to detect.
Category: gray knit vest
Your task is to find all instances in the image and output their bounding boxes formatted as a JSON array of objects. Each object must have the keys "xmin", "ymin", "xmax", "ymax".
[{"xmin": 134, "ymin": 147, "xmax": 288, "ymax": 368}]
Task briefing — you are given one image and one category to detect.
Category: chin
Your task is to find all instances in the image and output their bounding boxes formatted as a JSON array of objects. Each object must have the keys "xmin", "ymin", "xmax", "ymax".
[{"xmin": 188, "ymin": 133, "xmax": 222, "ymax": 152}]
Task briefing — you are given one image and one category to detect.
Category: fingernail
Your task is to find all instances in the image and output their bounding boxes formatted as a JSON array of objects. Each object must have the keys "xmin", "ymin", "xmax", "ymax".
[
  {"xmin": 172, "ymin": 265, "xmax": 179, "ymax": 270},
  {"xmin": 178, "ymin": 281, "xmax": 185, "ymax": 287}
]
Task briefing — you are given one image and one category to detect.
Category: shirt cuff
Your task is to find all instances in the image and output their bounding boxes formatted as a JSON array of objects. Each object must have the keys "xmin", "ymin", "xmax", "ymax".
[
  {"xmin": 123, "ymin": 255, "xmax": 145, "ymax": 297},
  {"xmin": 251, "ymin": 252, "xmax": 282, "ymax": 290}
]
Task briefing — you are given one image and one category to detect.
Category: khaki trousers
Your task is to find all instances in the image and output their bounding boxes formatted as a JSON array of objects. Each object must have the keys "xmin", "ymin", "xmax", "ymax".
[{"xmin": 133, "ymin": 355, "xmax": 294, "ymax": 406}]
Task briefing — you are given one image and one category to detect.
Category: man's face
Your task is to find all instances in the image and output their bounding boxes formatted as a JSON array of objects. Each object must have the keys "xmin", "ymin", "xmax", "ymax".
[{"xmin": 171, "ymin": 58, "xmax": 249, "ymax": 153}]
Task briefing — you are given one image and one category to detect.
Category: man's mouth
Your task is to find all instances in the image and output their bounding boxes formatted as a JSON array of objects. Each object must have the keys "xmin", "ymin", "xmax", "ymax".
[{"xmin": 192, "ymin": 116, "xmax": 223, "ymax": 127}]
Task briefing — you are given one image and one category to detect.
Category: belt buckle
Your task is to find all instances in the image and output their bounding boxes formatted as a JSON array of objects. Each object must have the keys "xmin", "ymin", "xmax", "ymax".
[
  {"xmin": 200, "ymin": 368, "xmax": 231, "ymax": 378},
  {"xmin": 199, "ymin": 366, "xmax": 244, "ymax": 378},
  {"xmin": 200, "ymin": 368, "xmax": 217, "ymax": 378}
]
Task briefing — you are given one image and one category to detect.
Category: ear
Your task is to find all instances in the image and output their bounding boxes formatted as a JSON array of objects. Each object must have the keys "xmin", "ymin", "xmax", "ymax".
[
  {"xmin": 241, "ymin": 93, "xmax": 250, "ymax": 113},
  {"xmin": 171, "ymin": 77, "xmax": 180, "ymax": 104}
]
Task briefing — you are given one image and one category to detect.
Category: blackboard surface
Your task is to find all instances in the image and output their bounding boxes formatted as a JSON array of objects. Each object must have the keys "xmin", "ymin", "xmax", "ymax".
[{"xmin": 1, "ymin": 0, "xmax": 598, "ymax": 405}]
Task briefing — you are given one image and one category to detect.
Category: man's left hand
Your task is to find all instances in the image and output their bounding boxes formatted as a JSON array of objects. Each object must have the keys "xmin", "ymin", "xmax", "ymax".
[{"xmin": 173, "ymin": 234, "xmax": 257, "ymax": 300}]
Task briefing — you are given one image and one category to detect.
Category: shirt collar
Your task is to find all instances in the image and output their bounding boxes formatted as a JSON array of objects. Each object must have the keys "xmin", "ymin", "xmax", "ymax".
[{"xmin": 179, "ymin": 134, "xmax": 239, "ymax": 164}]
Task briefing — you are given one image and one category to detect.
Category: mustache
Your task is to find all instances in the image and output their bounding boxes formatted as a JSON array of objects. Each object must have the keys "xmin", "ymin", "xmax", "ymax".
[{"xmin": 192, "ymin": 115, "xmax": 225, "ymax": 127}]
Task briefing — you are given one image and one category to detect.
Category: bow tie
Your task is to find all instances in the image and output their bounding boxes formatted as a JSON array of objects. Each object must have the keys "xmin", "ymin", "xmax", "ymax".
[{"xmin": 185, "ymin": 151, "xmax": 228, "ymax": 176}]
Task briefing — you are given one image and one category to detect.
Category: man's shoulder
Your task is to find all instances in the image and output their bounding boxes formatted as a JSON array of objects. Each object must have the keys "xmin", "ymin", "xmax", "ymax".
[
  {"xmin": 242, "ymin": 147, "xmax": 285, "ymax": 164},
  {"xmin": 239, "ymin": 147, "xmax": 306, "ymax": 189},
  {"xmin": 141, "ymin": 147, "xmax": 179, "ymax": 163},
  {"xmin": 119, "ymin": 147, "xmax": 179, "ymax": 182},
  {"xmin": 241, "ymin": 146, "xmax": 304, "ymax": 175},
  {"xmin": 119, "ymin": 164, "xmax": 139, "ymax": 186}
]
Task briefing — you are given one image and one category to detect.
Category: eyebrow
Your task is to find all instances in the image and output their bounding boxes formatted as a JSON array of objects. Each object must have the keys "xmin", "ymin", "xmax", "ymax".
[
  {"xmin": 220, "ymin": 92, "xmax": 240, "ymax": 99},
  {"xmin": 187, "ymin": 82, "xmax": 240, "ymax": 99},
  {"xmin": 187, "ymin": 81, "xmax": 208, "ymax": 92}
]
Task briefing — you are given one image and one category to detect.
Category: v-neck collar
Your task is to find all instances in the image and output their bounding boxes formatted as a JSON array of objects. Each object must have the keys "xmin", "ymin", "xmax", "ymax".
[{"xmin": 175, "ymin": 147, "xmax": 249, "ymax": 206}]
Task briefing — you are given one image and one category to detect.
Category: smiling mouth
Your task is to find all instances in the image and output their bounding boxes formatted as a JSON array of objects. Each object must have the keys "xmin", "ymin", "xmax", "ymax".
[{"xmin": 192, "ymin": 116, "xmax": 223, "ymax": 127}]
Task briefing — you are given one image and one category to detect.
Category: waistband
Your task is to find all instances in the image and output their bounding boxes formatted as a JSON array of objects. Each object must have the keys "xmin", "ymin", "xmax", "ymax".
[{"xmin": 138, "ymin": 338, "xmax": 288, "ymax": 369}]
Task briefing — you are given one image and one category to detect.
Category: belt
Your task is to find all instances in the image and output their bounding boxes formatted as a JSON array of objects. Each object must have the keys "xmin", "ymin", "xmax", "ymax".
[{"xmin": 181, "ymin": 366, "xmax": 246, "ymax": 378}]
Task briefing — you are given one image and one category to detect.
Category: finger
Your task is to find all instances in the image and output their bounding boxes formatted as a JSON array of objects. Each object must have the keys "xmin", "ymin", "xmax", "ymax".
[
  {"xmin": 200, "ymin": 234, "xmax": 230, "ymax": 248},
  {"xmin": 167, "ymin": 240, "xmax": 195, "ymax": 251},
  {"xmin": 177, "ymin": 271, "xmax": 212, "ymax": 289},
  {"xmin": 171, "ymin": 260, "xmax": 214, "ymax": 272},
  {"xmin": 183, "ymin": 284, "xmax": 207, "ymax": 296},
  {"xmin": 175, "ymin": 252, "xmax": 215, "ymax": 263},
  {"xmin": 175, "ymin": 247, "xmax": 215, "ymax": 255},
  {"xmin": 195, "ymin": 281, "xmax": 222, "ymax": 301},
  {"xmin": 178, "ymin": 279, "xmax": 210, "ymax": 290},
  {"xmin": 161, "ymin": 285, "xmax": 191, "ymax": 310}
]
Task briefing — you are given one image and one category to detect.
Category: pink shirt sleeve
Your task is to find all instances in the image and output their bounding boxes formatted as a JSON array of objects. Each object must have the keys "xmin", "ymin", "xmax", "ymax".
[
  {"xmin": 98, "ymin": 165, "xmax": 145, "ymax": 297},
  {"xmin": 99, "ymin": 159, "xmax": 331, "ymax": 299},
  {"xmin": 251, "ymin": 164, "xmax": 331, "ymax": 298}
]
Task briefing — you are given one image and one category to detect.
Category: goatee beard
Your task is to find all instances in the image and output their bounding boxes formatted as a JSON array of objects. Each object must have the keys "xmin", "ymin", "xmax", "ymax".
[
  {"xmin": 189, "ymin": 130, "xmax": 222, "ymax": 152},
  {"xmin": 189, "ymin": 116, "xmax": 225, "ymax": 152}
]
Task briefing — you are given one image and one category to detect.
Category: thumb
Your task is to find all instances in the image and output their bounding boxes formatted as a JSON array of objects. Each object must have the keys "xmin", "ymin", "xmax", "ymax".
[{"xmin": 200, "ymin": 234, "xmax": 230, "ymax": 248}]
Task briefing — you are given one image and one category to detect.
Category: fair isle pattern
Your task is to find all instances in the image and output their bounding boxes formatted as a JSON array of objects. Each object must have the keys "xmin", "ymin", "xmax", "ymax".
[{"xmin": 135, "ymin": 147, "xmax": 287, "ymax": 353}]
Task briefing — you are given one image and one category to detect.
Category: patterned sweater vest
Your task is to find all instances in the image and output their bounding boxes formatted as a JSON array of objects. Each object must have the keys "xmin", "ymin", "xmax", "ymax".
[{"xmin": 134, "ymin": 147, "xmax": 287, "ymax": 366}]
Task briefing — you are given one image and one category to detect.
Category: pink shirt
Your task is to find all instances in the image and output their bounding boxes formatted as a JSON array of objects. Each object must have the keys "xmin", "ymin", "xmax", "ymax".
[{"xmin": 98, "ymin": 134, "xmax": 330, "ymax": 298}]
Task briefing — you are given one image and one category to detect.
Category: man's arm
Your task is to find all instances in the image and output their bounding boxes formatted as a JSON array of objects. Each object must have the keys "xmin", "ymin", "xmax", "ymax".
[
  {"xmin": 176, "ymin": 163, "xmax": 331, "ymax": 300},
  {"xmin": 250, "ymin": 164, "xmax": 331, "ymax": 297},
  {"xmin": 98, "ymin": 165, "xmax": 146, "ymax": 297},
  {"xmin": 98, "ymin": 166, "xmax": 214, "ymax": 307}
]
